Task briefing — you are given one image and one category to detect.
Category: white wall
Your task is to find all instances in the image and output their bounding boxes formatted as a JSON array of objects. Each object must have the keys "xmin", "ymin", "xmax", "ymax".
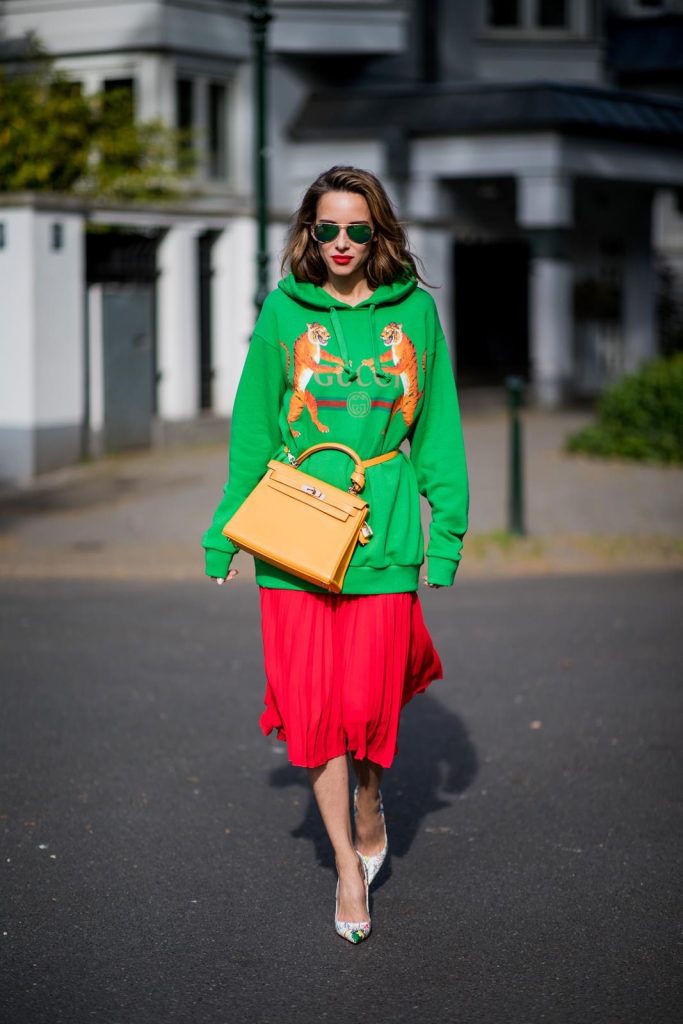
[
  {"xmin": 0, "ymin": 205, "xmax": 85, "ymax": 482},
  {"xmin": 33, "ymin": 213, "xmax": 84, "ymax": 427},
  {"xmin": 0, "ymin": 210, "xmax": 34, "ymax": 430},
  {"xmin": 2, "ymin": 1, "xmax": 250, "ymax": 60},
  {"xmin": 475, "ymin": 43, "xmax": 603, "ymax": 84},
  {"xmin": 211, "ymin": 218, "xmax": 256, "ymax": 418},
  {"xmin": 157, "ymin": 223, "xmax": 201, "ymax": 421}
]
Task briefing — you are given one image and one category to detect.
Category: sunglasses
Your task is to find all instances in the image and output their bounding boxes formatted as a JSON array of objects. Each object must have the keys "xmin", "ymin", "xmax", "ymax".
[{"xmin": 311, "ymin": 222, "xmax": 373, "ymax": 245}]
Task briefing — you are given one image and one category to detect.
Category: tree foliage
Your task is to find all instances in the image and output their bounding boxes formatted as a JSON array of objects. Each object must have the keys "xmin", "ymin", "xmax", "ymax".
[{"xmin": 0, "ymin": 35, "xmax": 194, "ymax": 200}]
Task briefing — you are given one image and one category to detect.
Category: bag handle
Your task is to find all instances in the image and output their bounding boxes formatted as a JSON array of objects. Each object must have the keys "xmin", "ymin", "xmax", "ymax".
[{"xmin": 292, "ymin": 442, "xmax": 367, "ymax": 493}]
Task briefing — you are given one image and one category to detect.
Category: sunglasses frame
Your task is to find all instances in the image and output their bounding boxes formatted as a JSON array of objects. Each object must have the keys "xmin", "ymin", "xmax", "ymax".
[{"xmin": 310, "ymin": 222, "xmax": 374, "ymax": 245}]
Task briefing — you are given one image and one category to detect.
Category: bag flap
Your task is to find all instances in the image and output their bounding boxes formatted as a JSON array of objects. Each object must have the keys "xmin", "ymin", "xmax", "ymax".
[
  {"xmin": 267, "ymin": 462, "xmax": 367, "ymax": 514},
  {"xmin": 265, "ymin": 477, "xmax": 354, "ymax": 522}
]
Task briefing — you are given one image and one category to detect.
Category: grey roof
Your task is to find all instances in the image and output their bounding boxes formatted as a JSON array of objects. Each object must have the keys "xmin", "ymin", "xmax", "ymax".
[{"xmin": 289, "ymin": 80, "xmax": 683, "ymax": 146}]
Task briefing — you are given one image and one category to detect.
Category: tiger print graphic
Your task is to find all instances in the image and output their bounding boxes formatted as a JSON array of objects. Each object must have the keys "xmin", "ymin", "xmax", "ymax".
[
  {"xmin": 361, "ymin": 322, "xmax": 425, "ymax": 427},
  {"xmin": 280, "ymin": 323, "xmax": 346, "ymax": 437}
]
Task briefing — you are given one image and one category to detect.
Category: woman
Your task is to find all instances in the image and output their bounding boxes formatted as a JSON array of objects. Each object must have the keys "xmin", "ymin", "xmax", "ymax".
[{"xmin": 202, "ymin": 166, "xmax": 468, "ymax": 944}]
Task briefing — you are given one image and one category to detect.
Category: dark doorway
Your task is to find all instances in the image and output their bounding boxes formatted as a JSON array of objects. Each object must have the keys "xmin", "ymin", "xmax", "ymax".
[
  {"xmin": 101, "ymin": 286, "xmax": 155, "ymax": 451},
  {"xmin": 198, "ymin": 230, "xmax": 221, "ymax": 411},
  {"xmin": 454, "ymin": 240, "xmax": 530, "ymax": 385},
  {"xmin": 87, "ymin": 230, "xmax": 161, "ymax": 452}
]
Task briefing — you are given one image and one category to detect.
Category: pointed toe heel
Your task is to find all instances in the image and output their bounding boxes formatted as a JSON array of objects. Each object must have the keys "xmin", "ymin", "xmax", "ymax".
[{"xmin": 334, "ymin": 852, "xmax": 371, "ymax": 944}]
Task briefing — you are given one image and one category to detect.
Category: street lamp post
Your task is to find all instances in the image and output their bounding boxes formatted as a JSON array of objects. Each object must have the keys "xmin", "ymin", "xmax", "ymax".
[
  {"xmin": 505, "ymin": 375, "xmax": 526, "ymax": 536},
  {"xmin": 249, "ymin": 0, "xmax": 272, "ymax": 313}
]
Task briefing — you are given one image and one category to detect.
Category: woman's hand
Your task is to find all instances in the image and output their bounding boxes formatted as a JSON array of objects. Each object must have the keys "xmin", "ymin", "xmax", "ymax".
[
  {"xmin": 422, "ymin": 575, "xmax": 442, "ymax": 589},
  {"xmin": 211, "ymin": 569, "xmax": 239, "ymax": 585}
]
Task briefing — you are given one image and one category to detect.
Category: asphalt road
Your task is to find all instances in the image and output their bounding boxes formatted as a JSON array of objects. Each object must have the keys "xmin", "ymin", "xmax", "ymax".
[{"xmin": 1, "ymin": 572, "xmax": 681, "ymax": 1024}]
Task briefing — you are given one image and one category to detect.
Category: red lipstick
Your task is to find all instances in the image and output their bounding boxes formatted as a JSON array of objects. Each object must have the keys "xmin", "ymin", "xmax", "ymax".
[{"xmin": 332, "ymin": 255, "xmax": 353, "ymax": 265}]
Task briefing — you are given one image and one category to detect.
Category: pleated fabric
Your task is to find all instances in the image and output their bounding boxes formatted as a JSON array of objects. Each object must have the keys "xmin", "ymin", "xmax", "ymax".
[{"xmin": 258, "ymin": 587, "xmax": 443, "ymax": 768}]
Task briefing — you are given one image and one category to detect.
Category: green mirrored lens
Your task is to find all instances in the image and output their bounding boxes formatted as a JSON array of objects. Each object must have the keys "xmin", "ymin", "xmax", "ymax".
[
  {"xmin": 313, "ymin": 223, "xmax": 339, "ymax": 242},
  {"xmin": 347, "ymin": 225, "xmax": 372, "ymax": 244}
]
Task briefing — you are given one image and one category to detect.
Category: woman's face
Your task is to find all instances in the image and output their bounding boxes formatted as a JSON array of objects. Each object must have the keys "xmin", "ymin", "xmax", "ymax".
[{"xmin": 312, "ymin": 190, "xmax": 374, "ymax": 281}]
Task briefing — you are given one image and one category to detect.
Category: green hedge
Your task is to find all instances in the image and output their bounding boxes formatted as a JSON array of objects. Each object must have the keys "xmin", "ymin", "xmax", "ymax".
[{"xmin": 565, "ymin": 353, "xmax": 683, "ymax": 465}]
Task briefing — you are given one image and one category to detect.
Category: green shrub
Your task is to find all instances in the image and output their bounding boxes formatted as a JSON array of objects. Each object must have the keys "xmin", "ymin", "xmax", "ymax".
[{"xmin": 566, "ymin": 353, "xmax": 683, "ymax": 464}]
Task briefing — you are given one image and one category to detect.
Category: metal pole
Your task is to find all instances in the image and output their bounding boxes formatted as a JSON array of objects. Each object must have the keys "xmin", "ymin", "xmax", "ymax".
[
  {"xmin": 249, "ymin": 0, "xmax": 272, "ymax": 313},
  {"xmin": 505, "ymin": 375, "xmax": 526, "ymax": 536}
]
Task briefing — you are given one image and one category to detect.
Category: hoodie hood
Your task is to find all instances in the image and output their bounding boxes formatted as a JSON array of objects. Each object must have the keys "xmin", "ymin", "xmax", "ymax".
[
  {"xmin": 277, "ymin": 272, "xmax": 418, "ymax": 382},
  {"xmin": 278, "ymin": 272, "xmax": 418, "ymax": 310}
]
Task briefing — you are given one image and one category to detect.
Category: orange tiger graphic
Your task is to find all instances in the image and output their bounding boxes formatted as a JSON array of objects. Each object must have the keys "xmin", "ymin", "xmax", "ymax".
[
  {"xmin": 280, "ymin": 323, "xmax": 345, "ymax": 437},
  {"xmin": 362, "ymin": 323, "xmax": 425, "ymax": 427}
]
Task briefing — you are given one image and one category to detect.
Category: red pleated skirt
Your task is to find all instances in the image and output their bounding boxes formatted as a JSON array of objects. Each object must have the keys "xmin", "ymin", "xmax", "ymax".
[{"xmin": 258, "ymin": 587, "xmax": 443, "ymax": 769}]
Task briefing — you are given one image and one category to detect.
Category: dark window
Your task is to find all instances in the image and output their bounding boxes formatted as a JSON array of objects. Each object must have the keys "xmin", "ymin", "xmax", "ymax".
[
  {"xmin": 175, "ymin": 78, "xmax": 194, "ymax": 170},
  {"xmin": 176, "ymin": 78, "xmax": 193, "ymax": 133},
  {"xmin": 51, "ymin": 223, "xmax": 64, "ymax": 251},
  {"xmin": 104, "ymin": 77, "xmax": 134, "ymax": 96},
  {"xmin": 487, "ymin": 0, "xmax": 520, "ymax": 27},
  {"xmin": 0, "ymin": 223, "xmax": 5, "ymax": 249},
  {"xmin": 537, "ymin": 0, "xmax": 568, "ymax": 28},
  {"xmin": 208, "ymin": 82, "xmax": 227, "ymax": 180},
  {"xmin": 103, "ymin": 78, "xmax": 135, "ymax": 122},
  {"xmin": 198, "ymin": 231, "xmax": 221, "ymax": 410}
]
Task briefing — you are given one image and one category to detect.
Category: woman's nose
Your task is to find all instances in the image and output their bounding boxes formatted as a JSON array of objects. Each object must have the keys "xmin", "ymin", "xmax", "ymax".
[{"xmin": 335, "ymin": 229, "xmax": 350, "ymax": 250}]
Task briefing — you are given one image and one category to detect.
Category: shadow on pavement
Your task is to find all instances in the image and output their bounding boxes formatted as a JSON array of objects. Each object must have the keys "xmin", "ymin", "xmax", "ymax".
[{"xmin": 267, "ymin": 692, "xmax": 478, "ymax": 880}]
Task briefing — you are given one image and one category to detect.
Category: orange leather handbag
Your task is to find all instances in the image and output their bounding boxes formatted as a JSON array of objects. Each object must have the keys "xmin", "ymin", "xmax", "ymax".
[{"xmin": 221, "ymin": 442, "xmax": 399, "ymax": 593}]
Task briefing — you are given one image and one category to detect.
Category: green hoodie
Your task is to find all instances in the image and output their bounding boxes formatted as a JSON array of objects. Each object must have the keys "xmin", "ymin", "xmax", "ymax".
[{"xmin": 202, "ymin": 272, "xmax": 469, "ymax": 593}]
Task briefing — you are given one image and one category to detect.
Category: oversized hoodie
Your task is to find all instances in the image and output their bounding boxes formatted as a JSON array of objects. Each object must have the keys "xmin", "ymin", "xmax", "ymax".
[{"xmin": 202, "ymin": 272, "xmax": 469, "ymax": 594}]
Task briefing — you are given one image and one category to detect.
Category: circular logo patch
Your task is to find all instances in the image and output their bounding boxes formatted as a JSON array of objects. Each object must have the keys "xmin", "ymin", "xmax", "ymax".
[{"xmin": 346, "ymin": 391, "xmax": 371, "ymax": 418}]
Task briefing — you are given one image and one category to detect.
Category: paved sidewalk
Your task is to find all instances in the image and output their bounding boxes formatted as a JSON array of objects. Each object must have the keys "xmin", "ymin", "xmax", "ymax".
[{"xmin": 0, "ymin": 402, "xmax": 681, "ymax": 581}]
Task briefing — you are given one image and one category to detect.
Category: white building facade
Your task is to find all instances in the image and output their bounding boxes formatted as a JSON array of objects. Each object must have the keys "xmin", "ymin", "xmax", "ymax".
[{"xmin": 1, "ymin": 0, "xmax": 682, "ymax": 482}]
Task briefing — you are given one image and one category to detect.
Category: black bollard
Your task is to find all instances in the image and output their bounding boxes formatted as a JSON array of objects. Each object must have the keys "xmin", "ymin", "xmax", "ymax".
[{"xmin": 505, "ymin": 376, "xmax": 526, "ymax": 536}]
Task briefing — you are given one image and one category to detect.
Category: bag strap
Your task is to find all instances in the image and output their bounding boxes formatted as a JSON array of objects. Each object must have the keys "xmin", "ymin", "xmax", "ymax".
[{"xmin": 283, "ymin": 442, "xmax": 400, "ymax": 493}]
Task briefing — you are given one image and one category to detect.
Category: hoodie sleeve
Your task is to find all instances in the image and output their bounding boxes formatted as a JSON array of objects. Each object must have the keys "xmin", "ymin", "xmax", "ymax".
[
  {"xmin": 201, "ymin": 330, "xmax": 286, "ymax": 578},
  {"xmin": 408, "ymin": 306, "xmax": 469, "ymax": 587}
]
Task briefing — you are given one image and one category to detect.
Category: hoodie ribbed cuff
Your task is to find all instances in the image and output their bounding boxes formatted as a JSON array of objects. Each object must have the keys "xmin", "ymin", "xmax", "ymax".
[
  {"xmin": 205, "ymin": 548, "xmax": 235, "ymax": 580},
  {"xmin": 427, "ymin": 556, "xmax": 459, "ymax": 587}
]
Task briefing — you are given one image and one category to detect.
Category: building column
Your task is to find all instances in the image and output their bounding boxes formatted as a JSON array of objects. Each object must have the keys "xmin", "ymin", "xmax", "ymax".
[
  {"xmin": 528, "ymin": 240, "xmax": 574, "ymax": 407},
  {"xmin": 623, "ymin": 191, "xmax": 656, "ymax": 373},
  {"xmin": 157, "ymin": 223, "xmax": 202, "ymax": 421},
  {"xmin": 137, "ymin": 54, "xmax": 175, "ymax": 125},
  {"xmin": 211, "ymin": 217, "xmax": 256, "ymax": 417},
  {"xmin": 0, "ymin": 209, "xmax": 34, "ymax": 482},
  {"xmin": 0, "ymin": 205, "xmax": 86, "ymax": 482},
  {"xmin": 408, "ymin": 225, "xmax": 456, "ymax": 361},
  {"xmin": 518, "ymin": 174, "xmax": 574, "ymax": 407}
]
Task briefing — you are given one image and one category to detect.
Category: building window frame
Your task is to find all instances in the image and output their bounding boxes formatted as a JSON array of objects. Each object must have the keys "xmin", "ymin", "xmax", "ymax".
[
  {"xmin": 51, "ymin": 223, "xmax": 64, "ymax": 251},
  {"xmin": 174, "ymin": 70, "xmax": 234, "ymax": 188},
  {"xmin": 478, "ymin": 0, "xmax": 593, "ymax": 39}
]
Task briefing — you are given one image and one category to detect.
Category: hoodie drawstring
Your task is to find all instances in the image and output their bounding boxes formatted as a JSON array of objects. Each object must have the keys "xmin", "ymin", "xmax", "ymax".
[
  {"xmin": 329, "ymin": 304, "xmax": 392, "ymax": 385},
  {"xmin": 329, "ymin": 308, "xmax": 357, "ymax": 383}
]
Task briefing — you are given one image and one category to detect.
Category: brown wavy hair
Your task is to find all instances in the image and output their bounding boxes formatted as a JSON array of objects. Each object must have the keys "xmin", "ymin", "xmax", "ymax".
[{"xmin": 280, "ymin": 165, "xmax": 426, "ymax": 288}]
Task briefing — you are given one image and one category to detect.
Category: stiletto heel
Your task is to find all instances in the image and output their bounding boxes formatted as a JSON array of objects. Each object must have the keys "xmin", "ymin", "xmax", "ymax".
[
  {"xmin": 334, "ymin": 851, "xmax": 371, "ymax": 944},
  {"xmin": 353, "ymin": 785, "xmax": 388, "ymax": 885}
]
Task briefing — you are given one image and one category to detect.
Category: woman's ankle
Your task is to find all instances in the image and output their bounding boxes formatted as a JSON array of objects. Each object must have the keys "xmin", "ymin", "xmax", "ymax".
[{"xmin": 335, "ymin": 849, "xmax": 364, "ymax": 876}]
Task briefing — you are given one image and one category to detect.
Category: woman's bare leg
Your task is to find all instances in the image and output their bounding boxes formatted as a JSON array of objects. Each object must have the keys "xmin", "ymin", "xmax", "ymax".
[
  {"xmin": 348, "ymin": 754, "xmax": 386, "ymax": 857},
  {"xmin": 308, "ymin": 754, "xmax": 368, "ymax": 921}
]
